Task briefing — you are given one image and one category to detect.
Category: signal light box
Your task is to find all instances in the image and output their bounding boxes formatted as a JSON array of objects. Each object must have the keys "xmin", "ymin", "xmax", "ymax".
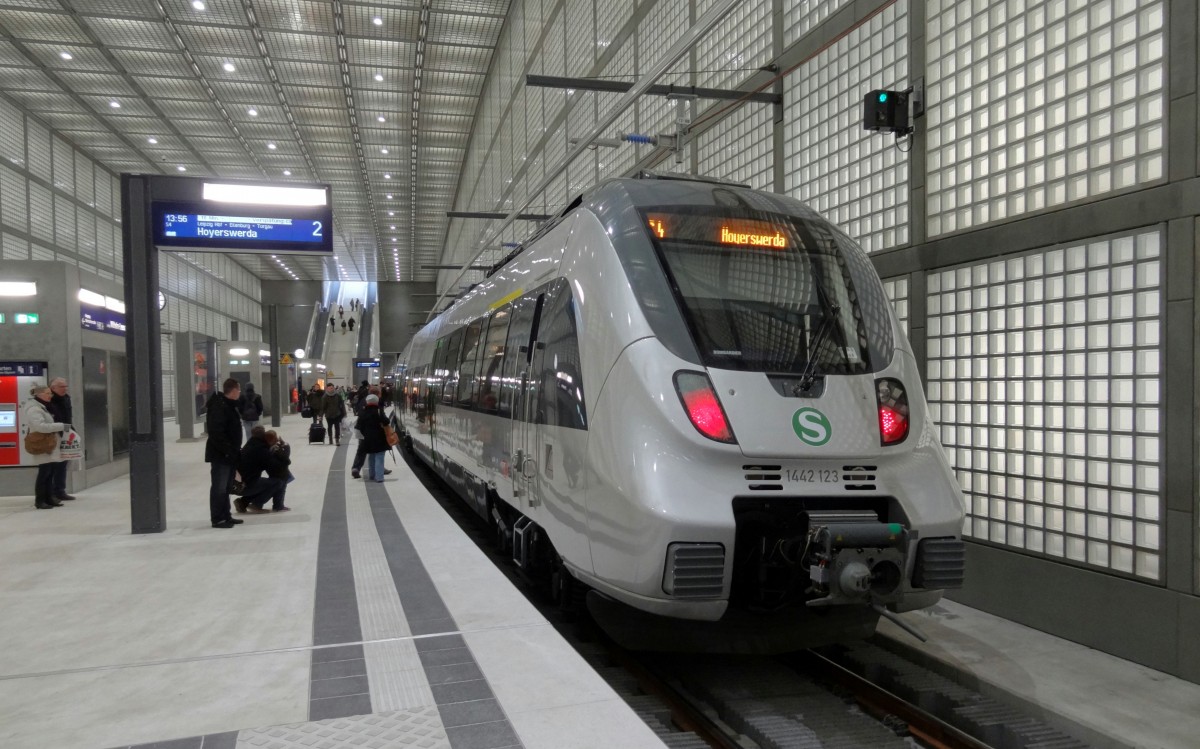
[{"xmin": 863, "ymin": 89, "xmax": 909, "ymax": 134}]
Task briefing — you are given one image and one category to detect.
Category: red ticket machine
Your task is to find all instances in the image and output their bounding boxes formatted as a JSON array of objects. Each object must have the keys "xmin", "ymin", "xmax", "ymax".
[{"xmin": 0, "ymin": 361, "xmax": 49, "ymax": 467}]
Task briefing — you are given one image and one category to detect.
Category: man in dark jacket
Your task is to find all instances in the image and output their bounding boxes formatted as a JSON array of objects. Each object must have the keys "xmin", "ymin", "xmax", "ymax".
[
  {"xmin": 237, "ymin": 381, "xmax": 264, "ymax": 442},
  {"xmin": 235, "ymin": 427, "xmax": 289, "ymax": 513},
  {"xmin": 48, "ymin": 377, "xmax": 76, "ymax": 502},
  {"xmin": 205, "ymin": 378, "xmax": 245, "ymax": 529},
  {"xmin": 354, "ymin": 380, "xmax": 370, "ymax": 415},
  {"xmin": 320, "ymin": 383, "xmax": 346, "ymax": 445}
]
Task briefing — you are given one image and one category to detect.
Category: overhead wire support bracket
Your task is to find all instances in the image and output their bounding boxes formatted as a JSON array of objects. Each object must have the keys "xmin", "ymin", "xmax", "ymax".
[{"xmin": 525, "ymin": 74, "xmax": 782, "ymax": 105}]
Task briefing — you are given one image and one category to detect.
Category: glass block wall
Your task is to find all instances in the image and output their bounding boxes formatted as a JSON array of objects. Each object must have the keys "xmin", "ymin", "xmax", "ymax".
[
  {"xmin": 882, "ymin": 275, "xmax": 910, "ymax": 336},
  {"xmin": 925, "ymin": 0, "xmax": 1166, "ymax": 236},
  {"xmin": 784, "ymin": 0, "xmax": 852, "ymax": 47},
  {"xmin": 696, "ymin": 104, "xmax": 773, "ymax": 190},
  {"xmin": 0, "ymin": 96, "xmax": 264, "ymax": 410},
  {"xmin": 784, "ymin": 0, "xmax": 910, "ymax": 254},
  {"xmin": 926, "ymin": 230, "xmax": 1162, "ymax": 579}
]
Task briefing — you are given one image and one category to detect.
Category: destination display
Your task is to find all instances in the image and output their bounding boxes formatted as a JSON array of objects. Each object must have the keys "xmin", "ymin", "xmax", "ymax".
[
  {"xmin": 153, "ymin": 200, "xmax": 333, "ymax": 255},
  {"xmin": 81, "ymin": 302, "xmax": 126, "ymax": 337}
]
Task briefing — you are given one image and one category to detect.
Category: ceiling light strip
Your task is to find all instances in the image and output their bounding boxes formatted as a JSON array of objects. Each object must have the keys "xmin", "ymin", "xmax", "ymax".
[{"xmin": 410, "ymin": 0, "xmax": 433, "ymax": 282}]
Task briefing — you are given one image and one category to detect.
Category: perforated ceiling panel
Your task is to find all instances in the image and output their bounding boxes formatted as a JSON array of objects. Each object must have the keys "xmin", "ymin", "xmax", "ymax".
[{"xmin": 0, "ymin": 0, "xmax": 513, "ymax": 282}]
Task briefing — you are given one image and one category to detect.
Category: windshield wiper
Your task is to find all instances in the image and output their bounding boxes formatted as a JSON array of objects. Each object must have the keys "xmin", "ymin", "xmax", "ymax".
[{"xmin": 798, "ymin": 266, "xmax": 851, "ymax": 391}]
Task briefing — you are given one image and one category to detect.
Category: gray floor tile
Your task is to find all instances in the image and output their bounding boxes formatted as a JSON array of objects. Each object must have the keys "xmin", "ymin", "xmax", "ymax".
[
  {"xmin": 311, "ymin": 657, "xmax": 367, "ymax": 680},
  {"xmin": 424, "ymin": 661, "xmax": 483, "ymax": 685},
  {"xmin": 410, "ymin": 617, "xmax": 460, "ymax": 636},
  {"xmin": 310, "ymin": 673, "xmax": 370, "ymax": 699},
  {"xmin": 308, "ymin": 693, "xmax": 373, "ymax": 721},
  {"xmin": 199, "ymin": 732, "xmax": 238, "ymax": 749},
  {"xmin": 311, "ymin": 644, "xmax": 364, "ymax": 663},
  {"xmin": 416, "ymin": 634, "xmax": 467, "ymax": 652},
  {"xmin": 131, "ymin": 738, "xmax": 202, "ymax": 749},
  {"xmin": 437, "ymin": 699, "xmax": 507, "ymax": 729},
  {"xmin": 431, "ymin": 678, "xmax": 494, "ymax": 705},
  {"xmin": 418, "ymin": 647, "xmax": 476, "ymax": 668},
  {"xmin": 445, "ymin": 720, "xmax": 521, "ymax": 749}
]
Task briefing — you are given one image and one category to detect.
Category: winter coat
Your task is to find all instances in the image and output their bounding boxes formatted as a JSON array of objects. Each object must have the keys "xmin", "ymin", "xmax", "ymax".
[
  {"xmin": 237, "ymin": 386, "xmax": 264, "ymax": 422},
  {"xmin": 238, "ymin": 436, "xmax": 289, "ymax": 487},
  {"xmin": 306, "ymin": 389, "xmax": 324, "ymax": 410},
  {"xmin": 319, "ymin": 392, "xmax": 346, "ymax": 422},
  {"xmin": 49, "ymin": 392, "xmax": 73, "ymax": 425},
  {"xmin": 356, "ymin": 405, "xmax": 390, "ymax": 454},
  {"xmin": 22, "ymin": 397, "xmax": 64, "ymax": 465},
  {"xmin": 204, "ymin": 392, "xmax": 243, "ymax": 464}
]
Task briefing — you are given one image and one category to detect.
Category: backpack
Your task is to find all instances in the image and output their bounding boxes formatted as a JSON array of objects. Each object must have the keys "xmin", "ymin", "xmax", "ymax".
[{"xmin": 241, "ymin": 396, "xmax": 259, "ymax": 421}]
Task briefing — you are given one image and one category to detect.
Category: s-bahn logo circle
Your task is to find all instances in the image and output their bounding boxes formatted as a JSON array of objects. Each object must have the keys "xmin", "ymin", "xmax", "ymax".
[{"xmin": 792, "ymin": 407, "xmax": 832, "ymax": 446}]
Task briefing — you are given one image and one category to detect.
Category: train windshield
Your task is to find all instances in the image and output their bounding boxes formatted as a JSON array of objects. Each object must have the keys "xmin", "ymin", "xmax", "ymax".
[{"xmin": 641, "ymin": 208, "xmax": 894, "ymax": 374}]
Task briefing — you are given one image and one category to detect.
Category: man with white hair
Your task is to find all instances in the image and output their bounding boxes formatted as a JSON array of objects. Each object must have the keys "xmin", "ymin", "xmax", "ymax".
[{"xmin": 48, "ymin": 377, "xmax": 76, "ymax": 502}]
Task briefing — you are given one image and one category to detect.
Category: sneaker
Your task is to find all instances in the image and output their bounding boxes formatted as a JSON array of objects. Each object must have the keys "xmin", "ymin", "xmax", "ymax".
[
  {"xmin": 246, "ymin": 506, "xmax": 270, "ymax": 514},
  {"xmin": 212, "ymin": 519, "xmax": 236, "ymax": 529},
  {"xmin": 385, "ymin": 469, "xmax": 393, "ymax": 475},
  {"xmin": 336, "ymin": 440, "xmax": 340, "ymax": 446},
  {"xmin": 234, "ymin": 498, "xmax": 248, "ymax": 514},
  {"xmin": 272, "ymin": 506, "xmax": 292, "ymax": 512},
  {"xmin": 351, "ymin": 470, "xmax": 360, "ymax": 479}
]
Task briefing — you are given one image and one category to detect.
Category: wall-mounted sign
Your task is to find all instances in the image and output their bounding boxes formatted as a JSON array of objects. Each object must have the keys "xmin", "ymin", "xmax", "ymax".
[
  {"xmin": 355, "ymin": 361, "xmax": 380, "ymax": 368},
  {"xmin": 81, "ymin": 302, "xmax": 126, "ymax": 336},
  {"xmin": 0, "ymin": 361, "xmax": 46, "ymax": 376},
  {"xmin": 152, "ymin": 199, "xmax": 333, "ymax": 255},
  {"xmin": 14, "ymin": 313, "xmax": 38, "ymax": 324}
]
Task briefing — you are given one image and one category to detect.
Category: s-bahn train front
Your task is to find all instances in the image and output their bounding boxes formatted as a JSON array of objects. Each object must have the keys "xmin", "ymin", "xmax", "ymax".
[{"xmin": 576, "ymin": 176, "xmax": 966, "ymax": 652}]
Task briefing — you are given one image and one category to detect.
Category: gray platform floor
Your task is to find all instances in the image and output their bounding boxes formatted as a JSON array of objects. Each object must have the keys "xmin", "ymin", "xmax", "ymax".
[{"xmin": 0, "ymin": 418, "xmax": 664, "ymax": 749}]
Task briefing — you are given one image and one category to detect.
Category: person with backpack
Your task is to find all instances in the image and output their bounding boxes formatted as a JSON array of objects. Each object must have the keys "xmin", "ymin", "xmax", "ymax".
[{"xmin": 237, "ymin": 381, "xmax": 264, "ymax": 442}]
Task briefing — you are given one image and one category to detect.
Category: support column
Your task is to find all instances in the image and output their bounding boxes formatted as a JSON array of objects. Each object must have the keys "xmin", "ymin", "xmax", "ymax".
[
  {"xmin": 268, "ymin": 304, "xmax": 282, "ymax": 428},
  {"xmin": 121, "ymin": 174, "xmax": 167, "ymax": 534},
  {"xmin": 907, "ymin": 0, "xmax": 927, "ymax": 246}
]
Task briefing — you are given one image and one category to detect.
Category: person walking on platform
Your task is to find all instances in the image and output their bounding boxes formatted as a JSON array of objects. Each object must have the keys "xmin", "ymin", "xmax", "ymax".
[
  {"xmin": 356, "ymin": 394, "xmax": 389, "ymax": 482},
  {"xmin": 351, "ymin": 385, "xmax": 390, "ymax": 479},
  {"xmin": 23, "ymin": 383, "xmax": 65, "ymax": 509},
  {"xmin": 329, "ymin": 315, "xmax": 336, "ymax": 333},
  {"xmin": 341, "ymin": 319, "xmax": 348, "ymax": 335},
  {"xmin": 237, "ymin": 381, "xmax": 263, "ymax": 442},
  {"xmin": 235, "ymin": 427, "xmax": 290, "ymax": 513},
  {"xmin": 320, "ymin": 383, "xmax": 346, "ymax": 446},
  {"xmin": 348, "ymin": 317, "xmax": 356, "ymax": 333},
  {"xmin": 338, "ymin": 304, "xmax": 344, "ymax": 320},
  {"xmin": 48, "ymin": 377, "xmax": 76, "ymax": 502},
  {"xmin": 354, "ymin": 380, "xmax": 370, "ymax": 416},
  {"xmin": 205, "ymin": 378, "xmax": 244, "ymax": 529},
  {"xmin": 306, "ymin": 385, "xmax": 323, "ymax": 421}
]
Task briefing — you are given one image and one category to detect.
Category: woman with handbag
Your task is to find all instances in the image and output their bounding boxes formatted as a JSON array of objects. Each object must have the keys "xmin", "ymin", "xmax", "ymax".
[
  {"xmin": 355, "ymin": 394, "xmax": 390, "ymax": 482},
  {"xmin": 22, "ymin": 383, "xmax": 66, "ymax": 509}
]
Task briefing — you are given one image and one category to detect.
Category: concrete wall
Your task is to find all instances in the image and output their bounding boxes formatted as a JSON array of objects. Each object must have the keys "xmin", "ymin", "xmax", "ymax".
[
  {"xmin": 260, "ymin": 281, "xmax": 325, "ymax": 358},
  {"xmin": 378, "ymin": 282, "xmax": 437, "ymax": 354}
]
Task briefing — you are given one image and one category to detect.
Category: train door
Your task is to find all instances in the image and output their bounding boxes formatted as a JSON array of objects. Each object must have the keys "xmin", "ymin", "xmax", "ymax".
[{"xmin": 511, "ymin": 291, "xmax": 545, "ymax": 510}]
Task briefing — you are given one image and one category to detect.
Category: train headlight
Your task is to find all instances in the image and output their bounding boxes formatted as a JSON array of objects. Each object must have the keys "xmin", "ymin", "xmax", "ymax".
[
  {"xmin": 875, "ymin": 378, "xmax": 910, "ymax": 445},
  {"xmin": 673, "ymin": 371, "xmax": 737, "ymax": 444}
]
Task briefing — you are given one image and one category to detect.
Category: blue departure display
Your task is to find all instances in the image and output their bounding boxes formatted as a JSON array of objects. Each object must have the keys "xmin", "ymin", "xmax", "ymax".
[{"xmin": 153, "ymin": 199, "xmax": 333, "ymax": 255}]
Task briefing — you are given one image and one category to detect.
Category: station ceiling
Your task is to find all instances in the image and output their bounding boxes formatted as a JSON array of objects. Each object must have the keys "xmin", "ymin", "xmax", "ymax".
[{"xmin": 0, "ymin": 0, "xmax": 511, "ymax": 282}]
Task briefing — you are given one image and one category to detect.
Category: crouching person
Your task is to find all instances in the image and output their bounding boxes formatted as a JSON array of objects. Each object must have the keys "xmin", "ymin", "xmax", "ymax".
[{"xmin": 235, "ymin": 426, "xmax": 291, "ymax": 513}]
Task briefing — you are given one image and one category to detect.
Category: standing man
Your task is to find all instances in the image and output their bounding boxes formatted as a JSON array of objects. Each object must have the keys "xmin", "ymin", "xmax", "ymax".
[
  {"xmin": 348, "ymin": 317, "xmax": 356, "ymax": 333},
  {"xmin": 48, "ymin": 377, "xmax": 76, "ymax": 502},
  {"xmin": 237, "ymin": 381, "xmax": 264, "ymax": 441},
  {"xmin": 320, "ymin": 382, "xmax": 346, "ymax": 446},
  {"xmin": 329, "ymin": 314, "xmax": 336, "ymax": 333},
  {"xmin": 205, "ymin": 378, "xmax": 245, "ymax": 529}
]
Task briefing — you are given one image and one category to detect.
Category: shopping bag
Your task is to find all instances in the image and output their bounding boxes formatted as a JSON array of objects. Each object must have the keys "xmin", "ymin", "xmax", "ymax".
[{"xmin": 59, "ymin": 429, "xmax": 84, "ymax": 461}]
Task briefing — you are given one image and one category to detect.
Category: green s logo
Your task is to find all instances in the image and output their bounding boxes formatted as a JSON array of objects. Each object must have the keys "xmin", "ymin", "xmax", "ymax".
[{"xmin": 792, "ymin": 407, "xmax": 832, "ymax": 446}]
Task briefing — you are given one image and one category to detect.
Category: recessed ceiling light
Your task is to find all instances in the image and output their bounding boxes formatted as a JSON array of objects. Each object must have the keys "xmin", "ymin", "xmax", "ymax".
[
  {"xmin": 248, "ymin": 108, "xmax": 258, "ymax": 116},
  {"xmin": 374, "ymin": 73, "xmax": 384, "ymax": 82},
  {"xmin": 267, "ymin": 143, "xmax": 277, "ymax": 150},
  {"xmin": 223, "ymin": 62, "xmax": 236, "ymax": 72},
  {"xmin": 192, "ymin": 0, "xmax": 205, "ymax": 9},
  {"xmin": 383, "ymin": 173, "xmax": 391, "ymax": 179},
  {"xmin": 147, "ymin": 137, "xmax": 158, "ymax": 144},
  {"xmin": 377, "ymin": 115, "xmax": 386, "ymax": 123},
  {"xmin": 389, "ymin": 225, "xmax": 395, "ymax": 229},
  {"xmin": 59, "ymin": 51, "xmax": 73, "ymax": 60},
  {"xmin": 386, "ymin": 194, "xmax": 393, "ymax": 199},
  {"xmin": 391, "ymin": 238, "xmax": 396, "ymax": 242},
  {"xmin": 177, "ymin": 165, "xmax": 187, "ymax": 172},
  {"xmin": 372, "ymin": 16, "xmax": 382, "ymax": 25},
  {"xmin": 109, "ymin": 101, "xmax": 121, "ymax": 108},
  {"xmin": 283, "ymin": 169, "xmax": 291, "ymax": 176},
  {"xmin": 381, "ymin": 148, "xmax": 388, "ymax": 154}
]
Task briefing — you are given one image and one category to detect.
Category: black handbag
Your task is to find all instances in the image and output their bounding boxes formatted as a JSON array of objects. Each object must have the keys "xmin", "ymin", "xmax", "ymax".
[{"xmin": 228, "ymin": 477, "xmax": 246, "ymax": 496}]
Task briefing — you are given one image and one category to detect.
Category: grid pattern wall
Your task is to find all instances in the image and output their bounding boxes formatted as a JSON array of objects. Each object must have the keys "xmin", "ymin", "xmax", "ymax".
[
  {"xmin": 697, "ymin": 104, "xmax": 773, "ymax": 190},
  {"xmin": 784, "ymin": 0, "xmax": 852, "ymax": 47},
  {"xmin": 696, "ymin": 0, "xmax": 773, "ymax": 90},
  {"xmin": 925, "ymin": 0, "xmax": 1166, "ymax": 236},
  {"xmin": 926, "ymin": 230, "xmax": 1163, "ymax": 580},
  {"xmin": 784, "ymin": 0, "xmax": 910, "ymax": 254},
  {"xmin": 0, "ymin": 97, "xmax": 264, "ymax": 347},
  {"xmin": 882, "ymin": 276, "xmax": 910, "ymax": 336},
  {"xmin": 161, "ymin": 333, "xmax": 176, "ymax": 415}
]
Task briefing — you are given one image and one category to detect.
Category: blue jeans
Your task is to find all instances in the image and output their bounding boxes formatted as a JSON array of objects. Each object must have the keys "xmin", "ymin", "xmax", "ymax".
[
  {"xmin": 209, "ymin": 462, "xmax": 235, "ymax": 523},
  {"xmin": 367, "ymin": 452, "xmax": 385, "ymax": 482}
]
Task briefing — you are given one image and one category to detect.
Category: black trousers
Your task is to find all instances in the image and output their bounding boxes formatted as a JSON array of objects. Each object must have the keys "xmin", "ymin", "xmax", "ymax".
[
  {"xmin": 35, "ymin": 463, "xmax": 55, "ymax": 500},
  {"xmin": 209, "ymin": 462, "xmax": 235, "ymax": 523},
  {"xmin": 325, "ymin": 417, "xmax": 342, "ymax": 443}
]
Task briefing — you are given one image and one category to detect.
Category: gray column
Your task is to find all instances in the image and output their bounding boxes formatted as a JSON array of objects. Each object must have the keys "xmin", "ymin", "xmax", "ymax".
[
  {"xmin": 121, "ymin": 174, "xmax": 167, "ymax": 534},
  {"xmin": 907, "ymin": 0, "xmax": 927, "ymax": 246},
  {"xmin": 268, "ymin": 304, "xmax": 282, "ymax": 428}
]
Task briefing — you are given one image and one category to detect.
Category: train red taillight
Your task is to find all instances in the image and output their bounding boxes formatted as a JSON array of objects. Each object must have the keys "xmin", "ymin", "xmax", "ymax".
[
  {"xmin": 876, "ymin": 378, "xmax": 910, "ymax": 445},
  {"xmin": 674, "ymin": 372, "xmax": 736, "ymax": 444}
]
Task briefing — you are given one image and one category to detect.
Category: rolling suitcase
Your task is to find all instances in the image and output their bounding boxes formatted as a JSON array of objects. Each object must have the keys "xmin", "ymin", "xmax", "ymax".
[{"xmin": 308, "ymin": 422, "xmax": 326, "ymax": 444}]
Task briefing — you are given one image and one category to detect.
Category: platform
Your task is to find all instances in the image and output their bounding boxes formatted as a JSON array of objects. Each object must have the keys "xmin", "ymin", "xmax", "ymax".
[
  {"xmin": 0, "ymin": 417, "xmax": 665, "ymax": 749},
  {"xmin": 884, "ymin": 600, "xmax": 1200, "ymax": 749}
]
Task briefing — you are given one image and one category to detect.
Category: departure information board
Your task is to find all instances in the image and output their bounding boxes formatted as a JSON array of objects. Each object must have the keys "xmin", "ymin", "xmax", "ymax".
[{"xmin": 153, "ymin": 200, "xmax": 333, "ymax": 254}]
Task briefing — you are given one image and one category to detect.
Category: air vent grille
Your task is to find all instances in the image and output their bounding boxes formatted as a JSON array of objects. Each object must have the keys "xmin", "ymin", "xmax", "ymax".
[
  {"xmin": 841, "ymin": 464, "xmax": 877, "ymax": 491},
  {"xmin": 913, "ymin": 537, "xmax": 966, "ymax": 590},
  {"xmin": 744, "ymin": 464, "xmax": 782, "ymax": 491},
  {"xmin": 663, "ymin": 543, "xmax": 725, "ymax": 599}
]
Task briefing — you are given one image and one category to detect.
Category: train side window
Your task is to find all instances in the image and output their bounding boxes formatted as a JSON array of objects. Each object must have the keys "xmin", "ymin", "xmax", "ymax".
[
  {"xmin": 498, "ymin": 292, "xmax": 545, "ymax": 419},
  {"xmin": 456, "ymin": 318, "xmax": 486, "ymax": 406},
  {"xmin": 441, "ymin": 328, "xmax": 464, "ymax": 404},
  {"xmin": 536, "ymin": 279, "xmax": 587, "ymax": 431},
  {"xmin": 431, "ymin": 338, "xmax": 449, "ymax": 406},
  {"xmin": 478, "ymin": 306, "xmax": 510, "ymax": 414}
]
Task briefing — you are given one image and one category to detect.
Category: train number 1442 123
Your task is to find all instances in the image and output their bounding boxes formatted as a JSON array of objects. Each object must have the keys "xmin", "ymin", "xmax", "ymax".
[{"xmin": 786, "ymin": 469, "xmax": 840, "ymax": 483}]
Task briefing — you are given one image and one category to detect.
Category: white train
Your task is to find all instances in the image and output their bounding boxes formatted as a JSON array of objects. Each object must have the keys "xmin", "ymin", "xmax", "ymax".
[{"xmin": 397, "ymin": 173, "xmax": 965, "ymax": 652}]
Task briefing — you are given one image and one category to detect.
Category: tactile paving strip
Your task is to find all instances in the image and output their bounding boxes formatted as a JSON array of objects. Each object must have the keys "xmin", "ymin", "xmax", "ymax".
[{"xmin": 236, "ymin": 707, "xmax": 449, "ymax": 749}]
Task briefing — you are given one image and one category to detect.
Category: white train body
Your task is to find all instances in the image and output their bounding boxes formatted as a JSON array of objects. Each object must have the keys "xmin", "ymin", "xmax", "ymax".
[{"xmin": 398, "ymin": 175, "xmax": 965, "ymax": 651}]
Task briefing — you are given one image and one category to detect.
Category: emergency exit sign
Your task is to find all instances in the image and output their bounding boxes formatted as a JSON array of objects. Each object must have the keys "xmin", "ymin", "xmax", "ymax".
[{"xmin": 14, "ymin": 313, "xmax": 38, "ymax": 324}]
